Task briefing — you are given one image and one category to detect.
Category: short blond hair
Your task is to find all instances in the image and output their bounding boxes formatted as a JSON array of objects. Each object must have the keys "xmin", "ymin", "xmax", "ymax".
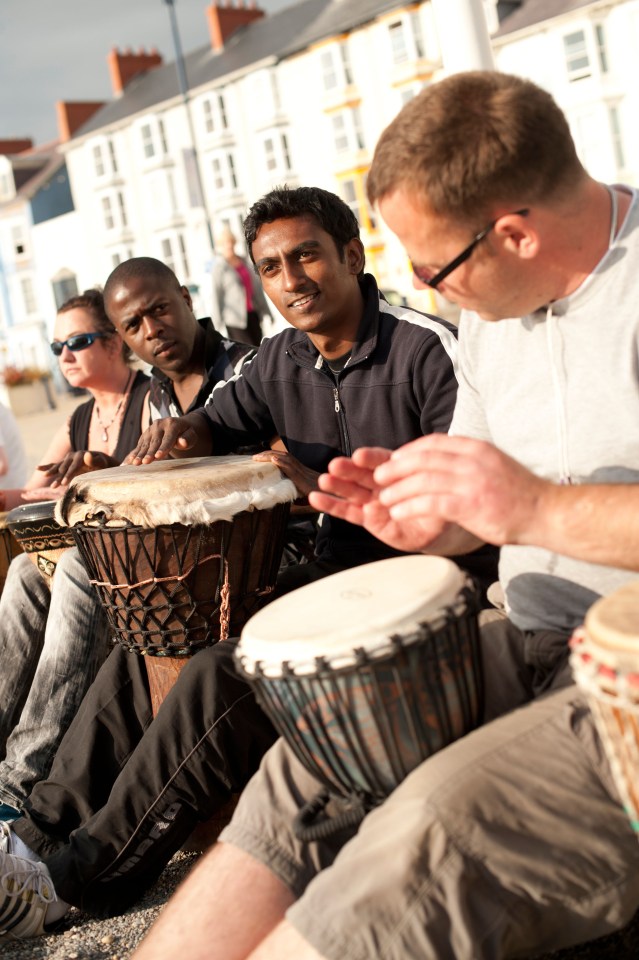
[{"xmin": 367, "ymin": 71, "xmax": 585, "ymax": 223}]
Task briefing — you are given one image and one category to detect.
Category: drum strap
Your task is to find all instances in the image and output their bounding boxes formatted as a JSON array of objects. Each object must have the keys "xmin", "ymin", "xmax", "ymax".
[{"xmin": 293, "ymin": 788, "xmax": 367, "ymax": 842}]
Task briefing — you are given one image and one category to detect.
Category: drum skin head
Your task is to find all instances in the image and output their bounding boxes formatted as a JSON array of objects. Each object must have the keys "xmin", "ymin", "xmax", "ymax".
[
  {"xmin": 238, "ymin": 555, "xmax": 467, "ymax": 675},
  {"xmin": 584, "ymin": 580, "xmax": 639, "ymax": 665},
  {"xmin": 55, "ymin": 455, "xmax": 297, "ymax": 528}
]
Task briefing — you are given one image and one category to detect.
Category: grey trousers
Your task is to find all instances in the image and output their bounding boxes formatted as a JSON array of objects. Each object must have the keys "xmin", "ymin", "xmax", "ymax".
[
  {"xmin": 0, "ymin": 550, "xmax": 110, "ymax": 809},
  {"xmin": 221, "ymin": 614, "xmax": 639, "ymax": 959}
]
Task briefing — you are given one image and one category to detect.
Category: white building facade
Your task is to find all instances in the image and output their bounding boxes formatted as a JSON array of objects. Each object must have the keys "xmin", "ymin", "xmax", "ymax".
[{"xmin": 2, "ymin": 0, "xmax": 638, "ymax": 346}]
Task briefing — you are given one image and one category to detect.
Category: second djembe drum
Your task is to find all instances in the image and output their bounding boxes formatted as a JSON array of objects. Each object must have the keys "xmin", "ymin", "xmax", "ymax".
[
  {"xmin": 56, "ymin": 455, "xmax": 296, "ymax": 714},
  {"xmin": 6, "ymin": 500, "xmax": 76, "ymax": 588},
  {"xmin": 235, "ymin": 554, "xmax": 483, "ymax": 838}
]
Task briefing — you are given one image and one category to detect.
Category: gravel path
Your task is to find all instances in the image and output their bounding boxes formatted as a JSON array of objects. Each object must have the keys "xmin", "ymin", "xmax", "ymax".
[{"xmin": 0, "ymin": 852, "xmax": 200, "ymax": 959}]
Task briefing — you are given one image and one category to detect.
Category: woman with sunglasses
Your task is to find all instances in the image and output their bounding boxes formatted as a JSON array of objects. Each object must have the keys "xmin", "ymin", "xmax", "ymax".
[
  {"xmin": 0, "ymin": 289, "xmax": 149, "ymax": 509},
  {"xmin": 0, "ymin": 290, "xmax": 149, "ymax": 822}
]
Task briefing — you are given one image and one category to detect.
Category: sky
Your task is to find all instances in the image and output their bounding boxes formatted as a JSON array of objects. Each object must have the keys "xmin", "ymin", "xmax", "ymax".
[{"xmin": 0, "ymin": 0, "xmax": 292, "ymax": 147}]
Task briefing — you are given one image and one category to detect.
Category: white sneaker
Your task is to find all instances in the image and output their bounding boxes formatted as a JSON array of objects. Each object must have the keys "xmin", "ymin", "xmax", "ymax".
[
  {"xmin": 0, "ymin": 849, "xmax": 57, "ymax": 939},
  {"xmin": 0, "ymin": 822, "xmax": 12, "ymax": 855}
]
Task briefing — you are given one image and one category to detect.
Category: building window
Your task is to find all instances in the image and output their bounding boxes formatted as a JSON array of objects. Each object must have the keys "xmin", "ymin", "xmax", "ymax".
[
  {"xmin": 20, "ymin": 277, "xmax": 37, "ymax": 316},
  {"xmin": 0, "ymin": 171, "xmax": 12, "ymax": 200},
  {"xmin": 91, "ymin": 137, "xmax": 118, "ymax": 178},
  {"xmin": 609, "ymin": 106, "xmax": 625, "ymax": 169},
  {"xmin": 141, "ymin": 118, "xmax": 168, "ymax": 160},
  {"xmin": 51, "ymin": 273, "xmax": 78, "ymax": 310},
  {"xmin": 411, "ymin": 11, "xmax": 425, "ymax": 59},
  {"xmin": 564, "ymin": 30, "xmax": 591, "ymax": 81},
  {"xmin": 101, "ymin": 190, "xmax": 128, "ymax": 232},
  {"xmin": 262, "ymin": 133, "xmax": 292, "ymax": 176},
  {"xmin": 389, "ymin": 21, "xmax": 409, "ymax": 63},
  {"xmin": 93, "ymin": 144, "xmax": 105, "ymax": 177},
  {"xmin": 321, "ymin": 49, "xmax": 338, "ymax": 90},
  {"xmin": 102, "ymin": 196, "xmax": 114, "ymax": 230},
  {"xmin": 332, "ymin": 108, "xmax": 365, "ymax": 154},
  {"xmin": 321, "ymin": 44, "xmax": 354, "ymax": 92},
  {"xmin": 203, "ymin": 92, "xmax": 229, "ymax": 135},
  {"xmin": 161, "ymin": 233, "xmax": 190, "ymax": 279},
  {"xmin": 211, "ymin": 152, "xmax": 238, "ymax": 193},
  {"xmin": 341, "ymin": 177, "xmax": 376, "ymax": 232},
  {"xmin": 109, "ymin": 248, "xmax": 134, "ymax": 270},
  {"xmin": 595, "ymin": 23, "xmax": 609, "ymax": 74},
  {"xmin": 11, "ymin": 225, "xmax": 26, "ymax": 257}
]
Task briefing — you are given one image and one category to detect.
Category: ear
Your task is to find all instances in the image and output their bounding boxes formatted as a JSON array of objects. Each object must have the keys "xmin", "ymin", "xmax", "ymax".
[
  {"xmin": 494, "ymin": 212, "xmax": 539, "ymax": 261},
  {"xmin": 106, "ymin": 332, "xmax": 125, "ymax": 358},
  {"xmin": 345, "ymin": 237, "xmax": 366, "ymax": 275},
  {"xmin": 179, "ymin": 284, "xmax": 194, "ymax": 311}
]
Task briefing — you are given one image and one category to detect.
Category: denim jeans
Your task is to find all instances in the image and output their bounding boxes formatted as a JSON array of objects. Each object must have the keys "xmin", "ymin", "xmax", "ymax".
[{"xmin": 0, "ymin": 549, "xmax": 110, "ymax": 809}]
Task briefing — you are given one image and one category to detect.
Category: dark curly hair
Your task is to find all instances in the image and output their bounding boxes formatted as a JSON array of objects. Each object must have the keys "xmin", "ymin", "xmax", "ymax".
[{"xmin": 244, "ymin": 186, "xmax": 364, "ymax": 279}]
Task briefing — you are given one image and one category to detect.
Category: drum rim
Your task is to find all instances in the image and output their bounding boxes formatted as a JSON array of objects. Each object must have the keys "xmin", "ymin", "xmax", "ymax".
[
  {"xmin": 237, "ymin": 581, "xmax": 478, "ymax": 678},
  {"xmin": 6, "ymin": 499, "xmax": 58, "ymax": 524}
]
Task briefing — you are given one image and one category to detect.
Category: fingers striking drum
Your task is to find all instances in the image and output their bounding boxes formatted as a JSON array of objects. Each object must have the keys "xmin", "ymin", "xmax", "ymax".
[
  {"xmin": 570, "ymin": 581, "xmax": 639, "ymax": 834},
  {"xmin": 56, "ymin": 456, "xmax": 297, "ymax": 714},
  {"xmin": 235, "ymin": 555, "xmax": 483, "ymax": 837}
]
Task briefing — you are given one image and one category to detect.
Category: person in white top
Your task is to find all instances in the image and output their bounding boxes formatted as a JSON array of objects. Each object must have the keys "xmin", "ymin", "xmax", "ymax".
[{"xmin": 0, "ymin": 402, "xmax": 27, "ymax": 491}]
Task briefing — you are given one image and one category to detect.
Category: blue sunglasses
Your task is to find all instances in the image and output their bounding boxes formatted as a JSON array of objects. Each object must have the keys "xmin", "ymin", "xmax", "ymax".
[{"xmin": 50, "ymin": 332, "xmax": 108, "ymax": 357}]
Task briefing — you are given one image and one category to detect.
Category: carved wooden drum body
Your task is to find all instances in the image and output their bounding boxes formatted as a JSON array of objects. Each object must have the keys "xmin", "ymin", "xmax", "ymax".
[{"xmin": 57, "ymin": 455, "xmax": 296, "ymax": 714}]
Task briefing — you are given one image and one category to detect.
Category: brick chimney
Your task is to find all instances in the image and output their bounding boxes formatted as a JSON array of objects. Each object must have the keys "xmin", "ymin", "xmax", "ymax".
[
  {"xmin": 56, "ymin": 102, "xmax": 106, "ymax": 142},
  {"xmin": 206, "ymin": 1, "xmax": 265, "ymax": 52},
  {"xmin": 0, "ymin": 139, "xmax": 33, "ymax": 155},
  {"xmin": 107, "ymin": 47, "xmax": 163, "ymax": 96}
]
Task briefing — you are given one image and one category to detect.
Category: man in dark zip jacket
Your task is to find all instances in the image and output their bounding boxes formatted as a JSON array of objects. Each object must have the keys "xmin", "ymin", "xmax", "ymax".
[
  {"xmin": 125, "ymin": 186, "xmax": 492, "ymax": 592},
  {"xmin": 0, "ymin": 187, "xmax": 495, "ymax": 933}
]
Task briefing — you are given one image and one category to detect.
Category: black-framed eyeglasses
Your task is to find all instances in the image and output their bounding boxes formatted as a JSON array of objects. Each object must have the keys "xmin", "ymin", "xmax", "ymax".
[
  {"xmin": 50, "ymin": 332, "xmax": 109, "ymax": 357},
  {"xmin": 411, "ymin": 208, "xmax": 530, "ymax": 289}
]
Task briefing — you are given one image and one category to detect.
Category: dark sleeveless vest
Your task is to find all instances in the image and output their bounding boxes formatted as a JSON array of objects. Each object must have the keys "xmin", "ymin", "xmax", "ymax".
[{"xmin": 68, "ymin": 370, "xmax": 150, "ymax": 462}]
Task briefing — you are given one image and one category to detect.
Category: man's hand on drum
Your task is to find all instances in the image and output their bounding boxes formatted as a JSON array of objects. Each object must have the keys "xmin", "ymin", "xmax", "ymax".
[
  {"xmin": 253, "ymin": 450, "xmax": 320, "ymax": 500},
  {"xmin": 38, "ymin": 451, "xmax": 120, "ymax": 489},
  {"xmin": 318, "ymin": 435, "xmax": 548, "ymax": 550},
  {"xmin": 125, "ymin": 413, "xmax": 212, "ymax": 465}
]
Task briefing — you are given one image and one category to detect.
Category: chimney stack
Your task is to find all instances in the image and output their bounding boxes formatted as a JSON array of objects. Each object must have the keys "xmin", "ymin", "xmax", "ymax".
[
  {"xmin": 56, "ymin": 102, "xmax": 106, "ymax": 142},
  {"xmin": 107, "ymin": 47, "xmax": 163, "ymax": 96},
  {"xmin": 0, "ymin": 139, "xmax": 33, "ymax": 155},
  {"xmin": 206, "ymin": 1, "xmax": 265, "ymax": 53}
]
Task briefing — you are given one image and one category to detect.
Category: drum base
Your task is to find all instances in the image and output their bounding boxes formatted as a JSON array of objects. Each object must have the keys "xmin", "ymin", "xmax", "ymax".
[{"xmin": 144, "ymin": 655, "xmax": 192, "ymax": 718}]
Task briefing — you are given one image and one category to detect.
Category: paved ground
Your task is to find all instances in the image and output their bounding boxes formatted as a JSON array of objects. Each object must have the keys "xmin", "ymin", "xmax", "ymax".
[
  {"xmin": 17, "ymin": 388, "xmax": 86, "ymax": 477},
  {"xmin": 0, "ymin": 852, "xmax": 200, "ymax": 959}
]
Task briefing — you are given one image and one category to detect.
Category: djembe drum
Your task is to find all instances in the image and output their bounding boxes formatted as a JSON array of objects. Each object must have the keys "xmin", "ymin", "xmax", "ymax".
[
  {"xmin": 56, "ymin": 455, "xmax": 296, "ymax": 715},
  {"xmin": 0, "ymin": 511, "xmax": 21, "ymax": 595},
  {"xmin": 235, "ymin": 555, "xmax": 483, "ymax": 839},
  {"xmin": 6, "ymin": 500, "xmax": 76, "ymax": 588},
  {"xmin": 570, "ymin": 580, "xmax": 639, "ymax": 835}
]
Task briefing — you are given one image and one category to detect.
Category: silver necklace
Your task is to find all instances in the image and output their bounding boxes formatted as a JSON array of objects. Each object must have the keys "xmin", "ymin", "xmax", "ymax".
[{"xmin": 94, "ymin": 370, "xmax": 133, "ymax": 443}]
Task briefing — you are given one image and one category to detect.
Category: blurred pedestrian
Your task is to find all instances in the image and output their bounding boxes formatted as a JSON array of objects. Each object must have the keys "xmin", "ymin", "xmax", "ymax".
[{"xmin": 216, "ymin": 226, "xmax": 272, "ymax": 344}]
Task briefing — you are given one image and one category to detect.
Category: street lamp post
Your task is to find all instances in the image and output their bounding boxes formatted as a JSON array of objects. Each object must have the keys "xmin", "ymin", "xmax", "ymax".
[
  {"xmin": 162, "ymin": 0, "xmax": 215, "ymax": 253},
  {"xmin": 431, "ymin": 0, "xmax": 495, "ymax": 73}
]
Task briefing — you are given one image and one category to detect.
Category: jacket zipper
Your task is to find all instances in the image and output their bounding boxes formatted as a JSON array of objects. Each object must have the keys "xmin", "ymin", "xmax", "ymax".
[{"xmin": 332, "ymin": 379, "xmax": 352, "ymax": 455}]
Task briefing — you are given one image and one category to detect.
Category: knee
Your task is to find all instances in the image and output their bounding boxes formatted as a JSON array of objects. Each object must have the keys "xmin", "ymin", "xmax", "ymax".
[
  {"xmin": 2, "ymin": 552, "xmax": 45, "ymax": 602},
  {"xmin": 56, "ymin": 547, "xmax": 87, "ymax": 582}
]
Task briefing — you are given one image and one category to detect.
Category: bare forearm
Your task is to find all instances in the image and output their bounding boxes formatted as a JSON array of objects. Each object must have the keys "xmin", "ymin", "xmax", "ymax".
[{"xmin": 519, "ymin": 483, "xmax": 639, "ymax": 570}]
